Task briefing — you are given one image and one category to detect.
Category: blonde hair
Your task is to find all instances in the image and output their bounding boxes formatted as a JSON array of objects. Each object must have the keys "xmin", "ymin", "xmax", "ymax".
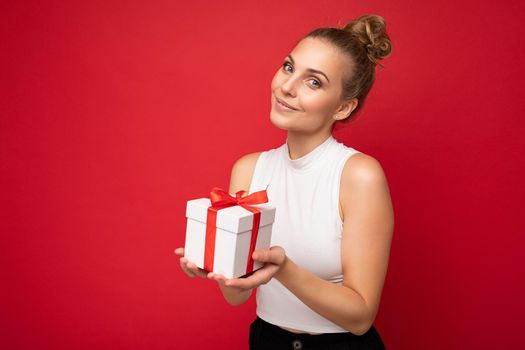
[{"xmin": 304, "ymin": 14, "xmax": 393, "ymax": 122}]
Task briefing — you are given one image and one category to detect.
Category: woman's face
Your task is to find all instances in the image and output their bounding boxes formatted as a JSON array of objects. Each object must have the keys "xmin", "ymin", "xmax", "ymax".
[{"xmin": 270, "ymin": 37, "xmax": 354, "ymax": 134}]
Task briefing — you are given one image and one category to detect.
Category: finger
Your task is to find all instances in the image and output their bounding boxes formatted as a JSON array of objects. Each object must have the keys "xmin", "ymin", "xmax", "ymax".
[
  {"xmin": 226, "ymin": 264, "xmax": 279, "ymax": 289},
  {"xmin": 207, "ymin": 271, "xmax": 219, "ymax": 279},
  {"xmin": 223, "ymin": 275, "xmax": 244, "ymax": 288},
  {"xmin": 252, "ymin": 246, "xmax": 285, "ymax": 264},
  {"xmin": 179, "ymin": 259, "xmax": 196, "ymax": 278},
  {"xmin": 207, "ymin": 272, "xmax": 220, "ymax": 282},
  {"xmin": 186, "ymin": 261, "xmax": 208, "ymax": 278},
  {"xmin": 174, "ymin": 247, "xmax": 185, "ymax": 256},
  {"xmin": 225, "ymin": 276, "xmax": 258, "ymax": 289},
  {"xmin": 208, "ymin": 272, "xmax": 228, "ymax": 284},
  {"xmin": 252, "ymin": 264, "xmax": 280, "ymax": 284},
  {"xmin": 180, "ymin": 257, "xmax": 205, "ymax": 278}
]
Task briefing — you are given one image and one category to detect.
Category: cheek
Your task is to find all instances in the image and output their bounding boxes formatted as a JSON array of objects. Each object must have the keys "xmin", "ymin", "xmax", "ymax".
[
  {"xmin": 301, "ymin": 94, "xmax": 334, "ymax": 114},
  {"xmin": 270, "ymin": 71, "xmax": 281, "ymax": 91}
]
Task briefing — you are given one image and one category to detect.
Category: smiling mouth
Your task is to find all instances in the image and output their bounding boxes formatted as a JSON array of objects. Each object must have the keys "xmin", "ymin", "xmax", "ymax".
[{"xmin": 275, "ymin": 97, "xmax": 298, "ymax": 111}]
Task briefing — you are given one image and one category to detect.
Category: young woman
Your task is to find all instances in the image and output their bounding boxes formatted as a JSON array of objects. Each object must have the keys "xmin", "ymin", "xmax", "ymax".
[{"xmin": 175, "ymin": 14, "xmax": 394, "ymax": 350}]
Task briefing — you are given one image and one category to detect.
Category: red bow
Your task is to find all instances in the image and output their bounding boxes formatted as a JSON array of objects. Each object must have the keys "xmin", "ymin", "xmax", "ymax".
[{"xmin": 204, "ymin": 187, "xmax": 269, "ymax": 274}]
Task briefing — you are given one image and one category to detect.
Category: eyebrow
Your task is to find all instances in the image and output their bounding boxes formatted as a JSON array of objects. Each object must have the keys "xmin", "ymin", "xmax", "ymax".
[{"xmin": 287, "ymin": 54, "xmax": 330, "ymax": 83}]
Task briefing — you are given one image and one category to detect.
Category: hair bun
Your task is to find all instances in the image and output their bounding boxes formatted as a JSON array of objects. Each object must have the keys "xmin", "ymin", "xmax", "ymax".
[{"xmin": 343, "ymin": 14, "xmax": 392, "ymax": 66}]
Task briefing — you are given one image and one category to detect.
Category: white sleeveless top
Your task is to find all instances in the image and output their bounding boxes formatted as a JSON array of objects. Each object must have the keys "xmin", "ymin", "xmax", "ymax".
[{"xmin": 248, "ymin": 134, "xmax": 362, "ymax": 333}]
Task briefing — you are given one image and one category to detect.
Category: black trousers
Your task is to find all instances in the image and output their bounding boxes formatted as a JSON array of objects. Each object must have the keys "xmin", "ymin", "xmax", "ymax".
[{"xmin": 249, "ymin": 317, "xmax": 386, "ymax": 350}]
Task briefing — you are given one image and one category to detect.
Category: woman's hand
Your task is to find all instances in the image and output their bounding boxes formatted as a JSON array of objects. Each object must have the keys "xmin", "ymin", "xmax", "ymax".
[
  {"xmin": 175, "ymin": 246, "xmax": 257, "ymax": 306},
  {"xmin": 174, "ymin": 247, "xmax": 209, "ymax": 278},
  {"xmin": 208, "ymin": 246, "xmax": 287, "ymax": 290}
]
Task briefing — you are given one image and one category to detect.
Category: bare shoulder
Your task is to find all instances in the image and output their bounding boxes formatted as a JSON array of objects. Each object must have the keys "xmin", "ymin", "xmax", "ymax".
[
  {"xmin": 341, "ymin": 153, "xmax": 387, "ymax": 184},
  {"xmin": 339, "ymin": 153, "xmax": 392, "ymax": 221},
  {"xmin": 229, "ymin": 152, "xmax": 262, "ymax": 193}
]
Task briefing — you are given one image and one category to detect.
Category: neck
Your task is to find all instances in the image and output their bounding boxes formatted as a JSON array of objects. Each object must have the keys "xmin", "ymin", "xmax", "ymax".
[{"xmin": 286, "ymin": 129, "xmax": 333, "ymax": 160}]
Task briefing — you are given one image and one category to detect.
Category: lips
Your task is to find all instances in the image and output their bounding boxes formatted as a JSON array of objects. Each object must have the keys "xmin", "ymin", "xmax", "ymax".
[{"xmin": 275, "ymin": 96, "xmax": 298, "ymax": 111}]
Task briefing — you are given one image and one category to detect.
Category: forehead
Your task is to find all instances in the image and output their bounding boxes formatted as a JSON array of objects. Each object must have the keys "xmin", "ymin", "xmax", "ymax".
[{"xmin": 289, "ymin": 37, "xmax": 350, "ymax": 79}]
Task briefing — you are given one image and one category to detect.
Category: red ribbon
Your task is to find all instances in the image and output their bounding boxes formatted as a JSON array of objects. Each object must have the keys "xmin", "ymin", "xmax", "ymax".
[{"xmin": 204, "ymin": 187, "xmax": 268, "ymax": 275}]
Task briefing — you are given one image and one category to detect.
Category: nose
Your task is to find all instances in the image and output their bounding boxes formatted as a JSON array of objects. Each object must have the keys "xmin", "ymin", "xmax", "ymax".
[{"xmin": 280, "ymin": 75, "xmax": 298, "ymax": 97}]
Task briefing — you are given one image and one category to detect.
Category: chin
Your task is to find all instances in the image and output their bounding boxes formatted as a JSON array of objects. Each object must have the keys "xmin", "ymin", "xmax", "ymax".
[{"xmin": 270, "ymin": 109, "xmax": 293, "ymax": 131}]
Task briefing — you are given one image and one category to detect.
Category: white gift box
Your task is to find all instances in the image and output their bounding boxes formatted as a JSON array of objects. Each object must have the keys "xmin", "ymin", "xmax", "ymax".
[{"xmin": 184, "ymin": 197, "xmax": 276, "ymax": 279}]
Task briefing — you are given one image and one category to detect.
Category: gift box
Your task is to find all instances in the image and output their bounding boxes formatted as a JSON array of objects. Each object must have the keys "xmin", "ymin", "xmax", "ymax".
[{"xmin": 184, "ymin": 187, "xmax": 275, "ymax": 279}]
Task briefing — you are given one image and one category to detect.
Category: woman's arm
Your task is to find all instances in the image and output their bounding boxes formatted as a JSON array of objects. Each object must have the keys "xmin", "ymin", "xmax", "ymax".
[
  {"xmin": 226, "ymin": 153, "xmax": 394, "ymax": 335},
  {"xmin": 281, "ymin": 153, "xmax": 394, "ymax": 334}
]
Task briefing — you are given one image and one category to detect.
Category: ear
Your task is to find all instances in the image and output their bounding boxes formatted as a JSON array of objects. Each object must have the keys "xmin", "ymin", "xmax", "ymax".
[{"xmin": 333, "ymin": 98, "xmax": 358, "ymax": 121}]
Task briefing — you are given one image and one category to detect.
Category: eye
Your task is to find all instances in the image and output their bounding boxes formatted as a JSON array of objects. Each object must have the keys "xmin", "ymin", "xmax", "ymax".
[
  {"xmin": 282, "ymin": 62, "xmax": 293, "ymax": 73},
  {"xmin": 281, "ymin": 61, "xmax": 322, "ymax": 89},
  {"xmin": 309, "ymin": 79, "xmax": 321, "ymax": 88}
]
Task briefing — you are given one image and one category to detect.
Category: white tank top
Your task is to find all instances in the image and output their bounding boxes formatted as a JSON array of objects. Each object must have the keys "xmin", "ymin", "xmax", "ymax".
[{"xmin": 248, "ymin": 134, "xmax": 362, "ymax": 333}]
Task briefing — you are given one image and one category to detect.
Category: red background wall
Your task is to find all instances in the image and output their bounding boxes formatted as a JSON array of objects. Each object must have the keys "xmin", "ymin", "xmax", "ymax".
[{"xmin": 2, "ymin": 1, "xmax": 524, "ymax": 349}]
